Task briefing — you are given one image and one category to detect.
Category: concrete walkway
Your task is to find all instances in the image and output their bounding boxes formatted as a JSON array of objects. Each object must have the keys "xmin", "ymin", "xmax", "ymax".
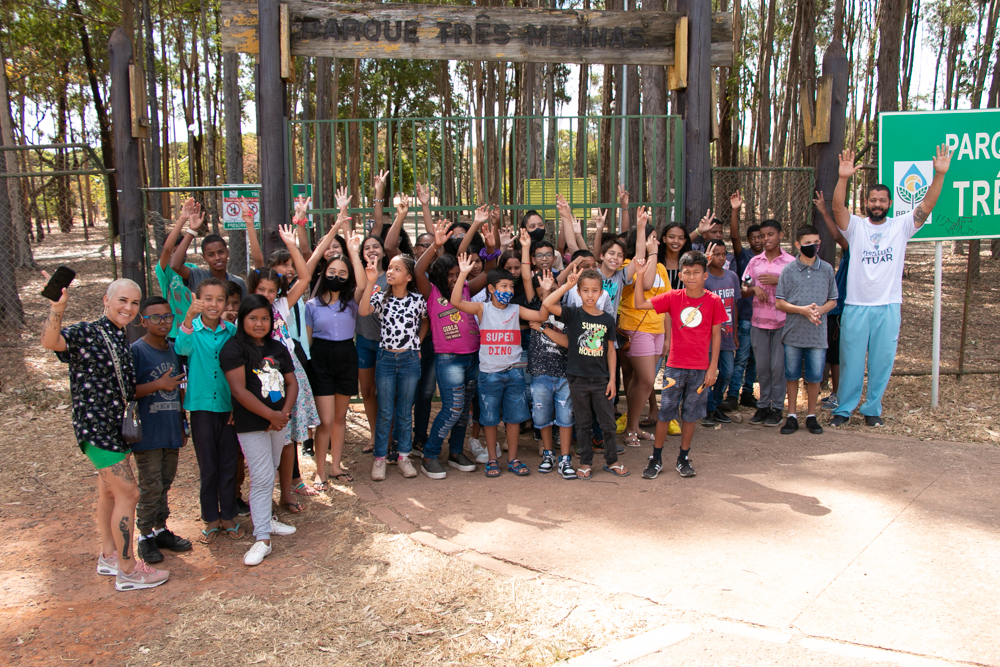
[{"xmin": 368, "ymin": 424, "xmax": 1000, "ymax": 666}]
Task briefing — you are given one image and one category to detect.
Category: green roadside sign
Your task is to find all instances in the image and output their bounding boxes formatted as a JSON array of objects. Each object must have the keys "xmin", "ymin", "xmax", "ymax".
[{"xmin": 879, "ymin": 109, "xmax": 1000, "ymax": 242}]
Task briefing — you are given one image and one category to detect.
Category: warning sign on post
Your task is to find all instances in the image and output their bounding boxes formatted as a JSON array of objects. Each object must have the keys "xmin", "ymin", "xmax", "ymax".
[{"xmin": 222, "ymin": 189, "xmax": 260, "ymax": 230}]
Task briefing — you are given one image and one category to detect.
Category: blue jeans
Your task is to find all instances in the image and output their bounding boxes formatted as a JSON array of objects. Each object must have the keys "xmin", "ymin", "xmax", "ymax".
[
  {"xmin": 479, "ymin": 367, "xmax": 530, "ymax": 427},
  {"xmin": 424, "ymin": 353, "xmax": 479, "ymax": 459},
  {"xmin": 729, "ymin": 319, "xmax": 756, "ymax": 398},
  {"xmin": 783, "ymin": 345, "xmax": 826, "ymax": 384},
  {"xmin": 530, "ymin": 375, "xmax": 574, "ymax": 429},
  {"xmin": 413, "ymin": 336, "xmax": 436, "ymax": 444},
  {"xmin": 709, "ymin": 349, "xmax": 735, "ymax": 413},
  {"xmin": 374, "ymin": 349, "xmax": 421, "ymax": 458}
]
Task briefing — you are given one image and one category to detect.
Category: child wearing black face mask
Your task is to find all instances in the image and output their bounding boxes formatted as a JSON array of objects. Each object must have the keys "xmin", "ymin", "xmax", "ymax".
[{"xmin": 304, "ymin": 230, "xmax": 367, "ymax": 488}]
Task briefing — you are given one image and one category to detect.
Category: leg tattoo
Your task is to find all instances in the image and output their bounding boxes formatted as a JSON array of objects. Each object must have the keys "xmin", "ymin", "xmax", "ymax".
[{"xmin": 119, "ymin": 516, "xmax": 131, "ymax": 559}]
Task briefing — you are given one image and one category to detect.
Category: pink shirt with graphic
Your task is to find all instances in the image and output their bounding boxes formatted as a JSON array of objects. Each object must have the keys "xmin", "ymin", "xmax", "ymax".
[
  {"xmin": 428, "ymin": 285, "xmax": 480, "ymax": 354},
  {"xmin": 742, "ymin": 249, "xmax": 796, "ymax": 330}
]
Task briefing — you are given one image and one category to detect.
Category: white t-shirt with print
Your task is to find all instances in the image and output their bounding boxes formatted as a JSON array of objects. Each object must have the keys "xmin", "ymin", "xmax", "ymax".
[{"xmin": 844, "ymin": 212, "xmax": 918, "ymax": 306}]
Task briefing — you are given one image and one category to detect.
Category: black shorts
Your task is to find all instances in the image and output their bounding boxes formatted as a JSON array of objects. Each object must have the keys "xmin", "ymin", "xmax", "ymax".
[
  {"xmin": 310, "ymin": 338, "xmax": 359, "ymax": 397},
  {"xmin": 826, "ymin": 313, "xmax": 841, "ymax": 366}
]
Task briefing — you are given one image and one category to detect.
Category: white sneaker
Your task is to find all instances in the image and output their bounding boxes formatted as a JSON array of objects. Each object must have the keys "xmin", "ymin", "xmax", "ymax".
[
  {"xmin": 397, "ymin": 455, "xmax": 418, "ymax": 478},
  {"xmin": 244, "ymin": 540, "xmax": 272, "ymax": 566},
  {"xmin": 372, "ymin": 457, "xmax": 387, "ymax": 481},
  {"xmin": 269, "ymin": 517, "xmax": 297, "ymax": 536},
  {"xmin": 115, "ymin": 560, "xmax": 169, "ymax": 591},
  {"xmin": 467, "ymin": 438, "xmax": 488, "ymax": 464},
  {"xmin": 96, "ymin": 551, "xmax": 119, "ymax": 576}
]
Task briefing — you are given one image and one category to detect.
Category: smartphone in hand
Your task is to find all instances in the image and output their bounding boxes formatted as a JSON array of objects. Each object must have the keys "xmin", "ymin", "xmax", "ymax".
[{"xmin": 41, "ymin": 266, "xmax": 76, "ymax": 301}]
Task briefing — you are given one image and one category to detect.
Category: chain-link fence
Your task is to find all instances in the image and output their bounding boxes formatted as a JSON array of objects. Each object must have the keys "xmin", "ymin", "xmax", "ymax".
[
  {"xmin": 0, "ymin": 143, "xmax": 116, "ymax": 334},
  {"xmin": 712, "ymin": 167, "xmax": 815, "ymax": 240}
]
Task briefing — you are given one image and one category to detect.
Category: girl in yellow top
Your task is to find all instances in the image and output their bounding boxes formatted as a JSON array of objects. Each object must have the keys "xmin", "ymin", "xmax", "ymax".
[{"xmin": 617, "ymin": 207, "xmax": 669, "ymax": 446}]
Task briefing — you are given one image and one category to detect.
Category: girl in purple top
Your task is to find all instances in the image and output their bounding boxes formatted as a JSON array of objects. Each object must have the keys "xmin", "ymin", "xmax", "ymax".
[
  {"xmin": 413, "ymin": 221, "xmax": 494, "ymax": 479},
  {"xmin": 305, "ymin": 229, "xmax": 367, "ymax": 488}
]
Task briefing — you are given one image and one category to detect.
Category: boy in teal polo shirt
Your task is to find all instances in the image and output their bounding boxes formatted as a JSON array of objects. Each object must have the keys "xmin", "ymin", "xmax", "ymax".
[
  {"xmin": 175, "ymin": 277, "xmax": 244, "ymax": 542},
  {"xmin": 156, "ymin": 198, "xmax": 203, "ymax": 339}
]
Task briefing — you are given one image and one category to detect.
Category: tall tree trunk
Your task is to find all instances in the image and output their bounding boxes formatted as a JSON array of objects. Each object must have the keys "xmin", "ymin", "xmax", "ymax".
[
  {"xmin": 0, "ymin": 127, "xmax": 25, "ymax": 330},
  {"xmin": 716, "ymin": 0, "xmax": 738, "ymax": 168},
  {"xmin": 0, "ymin": 41, "xmax": 32, "ymax": 267},
  {"xmin": 349, "ymin": 60, "xmax": 361, "ymax": 209},
  {"xmin": 773, "ymin": 2, "xmax": 802, "ymax": 167},
  {"xmin": 756, "ymin": 0, "xmax": 778, "ymax": 167},
  {"xmin": 876, "ymin": 0, "xmax": 903, "ymax": 114},
  {"xmin": 143, "ymin": 0, "xmax": 164, "ymax": 249},
  {"xmin": 201, "ymin": 0, "xmax": 219, "ymax": 233},
  {"xmin": 574, "ymin": 65, "xmax": 589, "ymax": 178},
  {"xmin": 544, "ymin": 64, "xmax": 558, "ymax": 179},
  {"xmin": 55, "ymin": 72, "xmax": 73, "ymax": 233},
  {"xmin": 224, "ymin": 51, "xmax": 246, "ymax": 269},
  {"xmin": 529, "ymin": 62, "xmax": 543, "ymax": 179},
  {"xmin": 486, "ymin": 63, "xmax": 500, "ymax": 205},
  {"xmin": 441, "ymin": 62, "xmax": 456, "ymax": 219},
  {"xmin": 315, "ymin": 56, "xmax": 331, "ymax": 231},
  {"xmin": 900, "ymin": 0, "xmax": 920, "ymax": 110},
  {"xmin": 599, "ymin": 61, "xmax": 615, "ymax": 215},
  {"xmin": 70, "ymin": 0, "xmax": 118, "ymax": 236}
]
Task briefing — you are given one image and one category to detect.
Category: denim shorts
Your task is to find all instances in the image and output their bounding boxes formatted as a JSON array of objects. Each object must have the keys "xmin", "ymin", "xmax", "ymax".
[
  {"xmin": 783, "ymin": 345, "xmax": 825, "ymax": 384},
  {"xmin": 356, "ymin": 334, "xmax": 379, "ymax": 370},
  {"xmin": 658, "ymin": 367, "xmax": 709, "ymax": 423},
  {"xmin": 478, "ymin": 367, "xmax": 530, "ymax": 427},
  {"xmin": 530, "ymin": 375, "xmax": 573, "ymax": 429}
]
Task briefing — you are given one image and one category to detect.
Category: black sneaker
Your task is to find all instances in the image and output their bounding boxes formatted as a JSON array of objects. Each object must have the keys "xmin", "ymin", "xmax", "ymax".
[
  {"xmin": 592, "ymin": 438, "xmax": 604, "ymax": 452},
  {"xmin": 701, "ymin": 412, "xmax": 716, "ymax": 427},
  {"xmin": 830, "ymin": 414, "xmax": 850, "ymax": 428},
  {"xmin": 138, "ymin": 537, "xmax": 164, "ymax": 563},
  {"xmin": 676, "ymin": 457, "xmax": 696, "ymax": 478},
  {"xmin": 642, "ymin": 457, "xmax": 663, "ymax": 479},
  {"xmin": 780, "ymin": 416, "xmax": 799, "ymax": 434},
  {"xmin": 420, "ymin": 458, "xmax": 447, "ymax": 480},
  {"xmin": 865, "ymin": 415, "xmax": 884, "ymax": 427},
  {"xmin": 714, "ymin": 409, "xmax": 732, "ymax": 424},
  {"xmin": 302, "ymin": 438, "xmax": 314, "ymax": 456},
  {"xmin": 558, "ymin": 455, "xmax": 577, "ymax": 479},
  {"xmin": 411, "ymin": 440, "xmax": 425, "ymax": 459},
  {"xmin": 235, "ymin": 498, "xmax": 251, "ymax": 516},
  {"xmin": 740, "ymin": 392, "xmax": 758, "ymax": 408},
  {"xmin": 749, "ymin": 408, "xmax": 769, "ymax": 425},
  {"xmin": 448, "ymin": 452, "xmax": 476, "ymax": 472},
  {"xmin": 154, "ymin": 528, "xmax": 192, "ymax": 552},
  {"xmin": 720, "ymin": 396, "xmax": 738, "ymax": 412},
  {"xmin": 763, "ymin": 409, "xmax": 783, "ymax": 427},
  {"xmin": 806, "ymin": 416, "xmax": 824, "ymax": 434},
  {"xmin": 538, "ymin": 451, "xmax": 556, "ymax": 474}
]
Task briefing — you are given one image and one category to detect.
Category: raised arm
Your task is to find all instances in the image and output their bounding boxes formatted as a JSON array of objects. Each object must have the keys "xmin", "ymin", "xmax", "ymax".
[
  {"xmin": 370, "ymin": 169, "xmax": 390, "ymax": 238},
  {"xmin": 634, "ymin": 207, "xmax": 658, "ymax": 291},
  {"xmin": 832, "ymin": 149, "xmax": 858, "ymax": 232},
  {"xmin": 617, "ymin": 185, "xmax": 630, "ymax": 233},
  {"xmin": 169, "ymin": 203, "xmax": 207, "ymax": 279},
  {"xmin": 913, "ymin": 143, "xmax": 952, "ymax": 228},
  {"xmin": 592, "ymin": 209, "xmax": 607, "ymax": 255},
  {"xmin": 556, "ymin": 194, "xmax": 579, "ymax": 253},
  {"xmin": 458, "ymin": 204, "xmax": 489, "ymax": 256},
  {"xmin": 519, "ymin": 228, "xmax": 536, "ymax": 302},
  {"xmin": 415, "ymin": 182, "xmax": 435, "ymax": 234},
  {"xmin": 40, "ymin": 281, "xmax": 69, "ymax": 352},
  {"xmin": 345, "ymin": 229, "xmax": 368, "ymax": 304},
  {"xmin": 383, "ymin": 193, "xmax": 409, "ymax": 257},
  {"xmin": 692, "ymin": 208, "xmax": 714, "ymax": 246},
  {"xmin": 813, "ymin": 190, "xmax": 847, "ymax": 250},
  {"xmin": 278, "ymin": 225, "xmax": 313, "ymax": 304},
  {"xmin": 450, "ymin": 254, "xmax": 484, "ymax": 317},
  {"xmin": 415, "ymin": 220, "xmax": 451, "ymax": 298},
  {"xmin": 631, "ymin": 259, "xmax": 658, "ymax": 310},
  {"xmin": 240, "ymin": 196, "xmax": 265, "ymax": 269},
  {"xmin": 468, "ymin": 221, "xmax": 497, "ymax": 294},
  {"xmin": 729, "ymin": 190, "xmax": 745, "ymax": 256},
  {"xmin": 540, "ymin": 265, "xmax": 579, "ymax": 317},
  {"xmin": 357, "ymin": 259, "xmax": 380, "ymax": 317},
  {"xmin": 159, "ymin": 198, "xmax": 196, "ymax": 269},
  {"xmin": 293, "ymin": 199, "xmax": 314, "ymax": 262}
]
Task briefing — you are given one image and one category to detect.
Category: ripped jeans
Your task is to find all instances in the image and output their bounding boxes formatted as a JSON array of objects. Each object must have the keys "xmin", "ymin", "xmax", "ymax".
[
  {"xmin": 423, "ymin": 352, "xmax": 480, "ymax": 460},
  {"xmin": 530, "ymin": 374, "xmax": 574, "ymax": 429}
]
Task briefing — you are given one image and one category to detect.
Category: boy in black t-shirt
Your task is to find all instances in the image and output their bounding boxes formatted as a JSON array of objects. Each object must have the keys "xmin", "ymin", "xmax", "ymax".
[{"xmin": 542, "ymin": 267, "xmax": 625, "ymax": 479}]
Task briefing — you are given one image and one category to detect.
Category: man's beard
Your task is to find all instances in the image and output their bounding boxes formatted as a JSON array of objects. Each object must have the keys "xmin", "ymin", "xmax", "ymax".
[{"xmin": 867, "ymin": 207, "xmax": 887, "ymax": 222}]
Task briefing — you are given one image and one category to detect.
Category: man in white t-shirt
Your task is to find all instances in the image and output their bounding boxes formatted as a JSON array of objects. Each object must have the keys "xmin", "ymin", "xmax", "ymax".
[{"xmin": 830, "ymin": 144, "xmax": 952, "ymax": 427}]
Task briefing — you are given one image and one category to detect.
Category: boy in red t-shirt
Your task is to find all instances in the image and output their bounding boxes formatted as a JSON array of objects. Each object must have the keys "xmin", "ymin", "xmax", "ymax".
[{"xmin": 633, "ymin": 252, "xmax": 726, "ymax": 479}]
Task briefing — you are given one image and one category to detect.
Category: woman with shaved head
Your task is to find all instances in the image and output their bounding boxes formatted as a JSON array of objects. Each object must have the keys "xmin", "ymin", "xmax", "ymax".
[{"xmin": 42, "ymin": 277, "xmax": 170, "ymax": 591}]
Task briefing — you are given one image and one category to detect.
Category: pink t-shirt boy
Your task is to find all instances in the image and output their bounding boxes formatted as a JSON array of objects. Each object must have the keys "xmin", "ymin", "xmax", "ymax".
[{"xmin": 742, "ymin": 247, "xmax": 795, "ymax": 330}]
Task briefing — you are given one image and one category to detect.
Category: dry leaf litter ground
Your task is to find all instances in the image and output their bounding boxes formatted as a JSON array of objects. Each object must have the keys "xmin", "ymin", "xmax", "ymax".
[{"xmin": 0, "ymin": 225, "xmax": 996, "ymax": 666}]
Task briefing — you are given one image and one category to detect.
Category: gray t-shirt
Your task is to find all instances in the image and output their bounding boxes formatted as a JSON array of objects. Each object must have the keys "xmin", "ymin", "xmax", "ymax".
[
  {"xmin": 185, "ymin": 266, "xmax": 247, "ymax": 297},
  {"xmin": 356, "ymin": 273, "xmax": 389, "ymax": 341},
  {"xmin": 600, "ymin": 268, "xmax": 627, "ymax": 314},
  {"xmin": 775, "ymin": 258, "xmax": 838, "ymax": 349}
]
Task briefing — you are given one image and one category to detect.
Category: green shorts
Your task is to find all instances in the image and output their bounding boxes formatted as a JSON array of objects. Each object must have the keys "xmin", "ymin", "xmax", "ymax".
[{"xmin": 81, "ymin": 441, "xmax": 129, "ymax": 469}]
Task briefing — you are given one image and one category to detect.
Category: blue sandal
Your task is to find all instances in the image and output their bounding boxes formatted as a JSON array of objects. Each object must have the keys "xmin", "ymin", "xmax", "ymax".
[
  {"xmin": 485, "ymin": 459, "xmax": 501, "ymax": 478},
  {"xmin": 507, "ymin": 459, "xmax": 530, "ymax": 476}
]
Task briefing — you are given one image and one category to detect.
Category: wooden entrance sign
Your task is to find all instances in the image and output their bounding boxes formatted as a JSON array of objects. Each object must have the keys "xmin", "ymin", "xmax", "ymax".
[{"xmin": 222, "ymin": 1, "xmax": 733, "ymax": 67}]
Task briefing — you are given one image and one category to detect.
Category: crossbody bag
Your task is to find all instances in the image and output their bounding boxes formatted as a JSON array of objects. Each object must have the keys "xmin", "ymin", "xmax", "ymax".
[{"xmin": 98, "ymin": 327, "xmax": 143, "ymax": 445}]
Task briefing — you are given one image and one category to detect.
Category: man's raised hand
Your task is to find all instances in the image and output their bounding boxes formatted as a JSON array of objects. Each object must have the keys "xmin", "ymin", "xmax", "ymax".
[
  {"xmin": 932, "ymin": 143, "xmax": 953, "ymax": 174},
  {"xmin": 838, "ymin": 150, "xmax": 858, "ymax": 179}
]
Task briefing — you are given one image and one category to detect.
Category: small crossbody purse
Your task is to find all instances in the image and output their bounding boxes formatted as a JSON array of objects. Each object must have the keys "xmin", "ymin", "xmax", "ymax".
[{"xmin": 99, "ymin": 327, "xmax": 143, "ymax": 445}]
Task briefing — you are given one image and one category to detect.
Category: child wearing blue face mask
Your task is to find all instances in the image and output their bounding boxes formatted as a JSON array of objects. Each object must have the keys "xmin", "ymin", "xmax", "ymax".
[{"xmin": 450, "ymin": 253, "xmax": 550, "ymax": 478}]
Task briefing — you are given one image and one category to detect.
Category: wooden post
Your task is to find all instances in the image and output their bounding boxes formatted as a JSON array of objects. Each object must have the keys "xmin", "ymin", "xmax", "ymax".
[
  {"xmin": 677, "ymin": 0, "xmax": 711, "ymax": 232},
  {"xmin": 110, "ymin": 27, "xmax": 147, "ymax": 340},
  {"xmin": 257, "ymin": 0, "xmax": 287, "ymax": 259},
  {"xmin": 224, "ymin": 51, "xmax": 247, "ymax": 269},
  {"xmin": 812, "ymin": 4, "xmax": 849, "ymax": 266},
  {"xmin": 142, "ymin": 0, "xmax": 164, "ymax": 250}
]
